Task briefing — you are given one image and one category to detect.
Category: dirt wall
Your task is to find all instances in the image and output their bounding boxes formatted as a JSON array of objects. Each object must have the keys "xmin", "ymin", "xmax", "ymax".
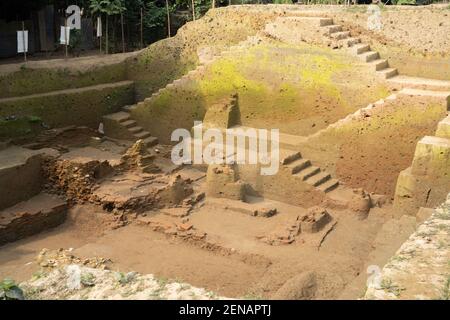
[
  {"xmin": 0, "ymin": 82, "xmax": 135, "ymax": 138},
  {"xmin": 0, "ymin": 58, "xmax": 131, "ymax": 99},
  {"xmin": 127, "ymin": 7, "xmax": 277, "ymax": 101},
  {"xmin": 302, "ymin": 94, "xmax": 449, "ymax": 196},
  {"xmin": 132, "ymin": 41, "xmax": 389, "ymax": 144}
]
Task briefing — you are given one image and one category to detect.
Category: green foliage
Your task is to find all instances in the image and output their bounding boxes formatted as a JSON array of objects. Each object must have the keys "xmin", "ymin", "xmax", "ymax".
[
  {"xmin": 143, "ymin": 2, "xmax": 168, "ymax": 29},
  {"xmin": 89, "ymin": 0, "xmax": 126, "ymax": 16},
  {"xmin": 80, "ymin": 273, "xmax": 96, "ymax": 287},
  {"xmin": 273, "ymin": 0, "xmax": 293, "ymax": 4},
  {"xmin": 0, "ymin": 279, "xmax": 24, "ymax": 300}
]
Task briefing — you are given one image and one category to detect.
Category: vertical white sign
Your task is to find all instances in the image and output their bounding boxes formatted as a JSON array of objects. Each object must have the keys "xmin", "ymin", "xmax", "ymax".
[
  {"xmin": 96, "ymin": 17, "xmax": 102, "ymax": 37},
  {"xmin": 17, "ymin": 30, "xmax": 28, "ymax": 53},
  {"xmin": 66, "ymin": 5, "xmax": 81, "ymax": 30},
  {"xmin": 60, "ymin": 26, "xmax": 71, "ymax": 45}
]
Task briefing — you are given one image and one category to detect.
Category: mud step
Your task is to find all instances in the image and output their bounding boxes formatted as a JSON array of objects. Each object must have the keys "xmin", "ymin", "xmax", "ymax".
[
  {"xmin": 378, "ymin": 68, "xmax": 398, "ymax": 79},
  {"xmin": 122, "ymin": 105, "xmax": 137, "ymax": 112},
  {"xmin": 282, "ymin": 152, "xmax": 301, "ymax": 165},
  {"xmin": 306, "ymin": 172, "xmax": 331, "ymax": 187},
  {"xmin": 288, "ymin": 158, "xmax": 311, "ymax": 174},
  {"xmin": 295, "ymin": 166, "xmax": 320, "ymax": 181},
  {"xmin": 330, "ymin": 31, "xmax": 350, "ymax": 40},
  {"xmin": 128, "ymin": 126, "xmax": 143, "ymax": 134},
  {"xmin": 359, "ymin": 51, "xmax": 380, "ymax": 62},
  {"xmin": 387, "ymin": 75, "xmax": 450, "ymax": 90},
  {"xmin": 370, "ymin": 59, "xmax": 389, "ymax": 71},
  {"xmin": 134, "ymin": 131, "xmax": 152, "ymax": 139},
  {"xmin": 353, "ymin": 43, "xmax": 370, "ymax": 55},
  {"xmin": 143, "ymin": 136, "xmax": 159, "ymax": 147},
  {"xmin": 103, "ymin": 111, "xmax": 130, "ymax": 123},
  {"xmin": 318, "ymin": 18, "xmax": 334, "ymax": 26},
  {"xmin": 318, "ymin": 179, "xmax": 339, "ymax": 193},
  {"xmin": 342, "ymin": 37, "xmax": 361, "ymax": 47},
  {"xmin": 121, "ymin": 120, "xmax": 136, "ymax": 128},
  {"xmin": 325, "ymin": 25, "xmax": 343, "ymax": 34}
]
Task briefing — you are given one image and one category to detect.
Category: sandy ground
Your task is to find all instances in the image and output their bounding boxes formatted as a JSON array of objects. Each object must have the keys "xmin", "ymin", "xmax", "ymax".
[{"xmin": 0, "ymin": 197, "xmax": 407, "ymax": 299}]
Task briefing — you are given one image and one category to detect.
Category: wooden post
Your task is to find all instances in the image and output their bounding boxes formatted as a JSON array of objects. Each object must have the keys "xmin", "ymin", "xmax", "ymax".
[
  {"xmin": 121, "ymin": 13, "xmax": 125, "ymax": 53},
  {"xmin": 140, "ymin": 7, "xmax": 143, "ymax": 49},
  {"xmin": 106, "ymin": 14, "xmax": 109, "ymax": 54},
  {"xmin": 99, "ymin": 16, "xmax": 102, "ymax": 54},
  {"xmin": 21, "ymin": 21, "xmax": 27, "ymax": 62},
  {"xmin": 166, "ymin": 0, "xmax": 171, "ymax": 38}
]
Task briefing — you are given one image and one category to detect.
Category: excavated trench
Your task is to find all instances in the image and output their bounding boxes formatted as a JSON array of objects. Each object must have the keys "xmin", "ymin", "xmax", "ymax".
[{"xmin": 1, "ymin": 7, "xmax": 450, "ymax": 300}]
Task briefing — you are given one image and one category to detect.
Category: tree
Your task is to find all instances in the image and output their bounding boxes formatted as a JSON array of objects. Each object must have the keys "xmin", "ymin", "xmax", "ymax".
[{"xmin": 89, "ymin": 0, "xmax": 126, "ymax": 54}]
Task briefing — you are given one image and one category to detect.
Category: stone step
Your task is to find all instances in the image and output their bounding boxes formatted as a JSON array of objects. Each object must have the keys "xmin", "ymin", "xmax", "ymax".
[
  {"xmin": 122, "ymin": 105, "xmax": 137, "ymax": 112},
  {"xmin": 128, "ymin": 126, "xmax": 143, "ymax": 134},
  {"xmin": 387, "ymin": 75, "xmax": 450, "ymax": 91},
  {"xmin": 370, "ymin": 59, "xmax": 389, "ymax": 71},
  {"xmin": 295, "ymin": 166, "xmax": 320, "ymax": 181},
  {"xmin": 306, "ymin": 171, "xmax": 331, "ymax": 187},
  {"xmin": 143, "ymin": 136, "xmax": 159, "ymax": 147},
  {"xmin": 318, "ymin": 179, "xmax": 339, "ymax": 193},
  {"xmin": 377, "ymin": 68, "xmax": 398, "ymax": 79},
  {"xmin": 359, "ymin": 51, "xmax": 380, "ymax": 62},
  {"xmin": 288, "ymin": 158, "xmax": 311, "ymax": 174},
  {"xmin": 318, "ymin": 18, "xmax": 334, "ymax": 26},
  {"xmin": 436, "ymin": 115, "xmax": 450, "ymax": 139},
  {"xmin": 342, "ymin": 37, "xmax": 361, "ymax": 47},
  {"xmin": 281, "ymin": 152, "xmax": 301, "ymax": 165},
  {"xmin": 399, "ymin": 88, "xmax": 450, "ymax": 98},
  {"xmin": 121, "ymin": 119, "xmax": 136, "ymax": 128},
  {"xmin": 134, "ymin": 131, "xmax": 152, "ymax": 139},
  {"xmin": 330, "ymin": 31, "xmax": 350, "ymax": 40},
  {"xmin": 279, "ymin": 17, "xmax": 333, "ymax": 27},
  {"xmin": 325, "ymin": 25, "xmax": 343, "ymax": 34},
  {"xmin": 353, "ymin": 43, "xmax": 370, "ymax": 55},
  {"xmin": 103, "ymin": 111, "xmax": 130, "ymax": 123}
]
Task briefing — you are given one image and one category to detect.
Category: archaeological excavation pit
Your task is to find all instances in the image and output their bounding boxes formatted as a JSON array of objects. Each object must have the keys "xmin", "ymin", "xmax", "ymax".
[{"xmin": 0, "ymin": 4, "xmax": 449, "ymax": 301}]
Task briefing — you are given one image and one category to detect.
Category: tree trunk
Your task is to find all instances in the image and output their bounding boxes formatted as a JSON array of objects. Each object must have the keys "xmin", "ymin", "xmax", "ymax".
[
  {"xmin": 192, "ymin": 0, "xmax": 196, "ymax": 21},
  {"xmin": 166, "ymin": 0, "xmax": 171, "ymax": 37},
  {"xmin": 112, "ymin": 16, "xmax": 116, "ymax": 53},
  {"xmin": 121, "ymin": 13, "xmax": 125, "ymax": 53},
  {"xmin": 212, "ymin": 0, "xmax": 216, "ymax": 8},
  {"xmin": 106, "ymin": 15, "xmax": 109, "ymax": 54},
  {"xmin": 140, "ymin": 7, "xmax": 143, "ymax": 49}
]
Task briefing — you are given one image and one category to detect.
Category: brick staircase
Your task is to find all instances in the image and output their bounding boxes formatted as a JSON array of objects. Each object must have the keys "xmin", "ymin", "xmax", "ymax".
[
  {"xmin": 318, "ymin": 19, "xmax": 399, "ymax": 80},
  {"xmin": 265, "ymin": 16, "xmax": 450, "ymax": 90},
  {"xmin": 281, "ymin": 151, "xmax": 339, "ymax": 193},
  {"xmin": 102, "ymin": 107, "xmax": 158, "ymax": 147},
  {"xmin": 102, "ymin": 35, "xmax": 262, "ymax": 144}
]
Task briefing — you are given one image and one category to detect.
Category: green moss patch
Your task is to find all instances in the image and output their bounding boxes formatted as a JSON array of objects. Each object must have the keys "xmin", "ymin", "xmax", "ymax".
[
  {"xmin": 0, "ymin": 63, "xmax": 128, "ymax": 99},
  {"xmin": 133, "ymin": 42, "xmax": 389, "ymax": 143}
]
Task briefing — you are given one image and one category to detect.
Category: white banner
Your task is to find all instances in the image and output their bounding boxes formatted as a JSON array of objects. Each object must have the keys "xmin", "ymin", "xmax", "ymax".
[
  {"xmin": 60, "ymin": 26, "xmax": 71, "ymax": 45},
  {"xmin": 17, "ymin": 30, "xmax": 28, "ymax": 53},
  {"xmin": 96, "ymin": 17, "xmax": 102, "ymax": 37}
]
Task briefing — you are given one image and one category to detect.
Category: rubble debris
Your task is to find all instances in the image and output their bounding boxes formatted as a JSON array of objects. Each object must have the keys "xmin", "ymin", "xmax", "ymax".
[
  {"xmin": 257, "ymin": 216, "xmax": 301, "ymax": 246},
  {"xmin": 301, "ymin": 206, "xmax": 332, "ymax": 234},
  {"xmin": 36, "ymin": 248, "xmax": 112, "ymax": 270},
  {"xmin": 349, "ymin": 188, "xmax": 372, "ymax": 219},
  {"xmin": 119, "ymin": 140, "xmax": 160, "ymax": 173}
]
